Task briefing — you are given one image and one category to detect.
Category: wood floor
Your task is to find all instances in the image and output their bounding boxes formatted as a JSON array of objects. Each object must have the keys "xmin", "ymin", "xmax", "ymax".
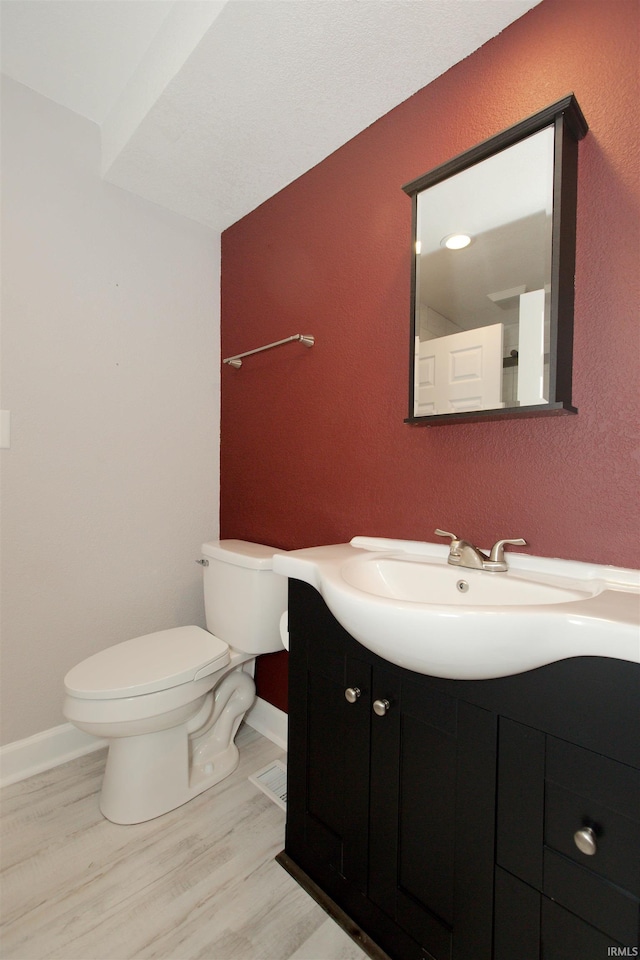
[{"xmin": 0, "ymin": 725, "xmax": 368, "ymax": 960}]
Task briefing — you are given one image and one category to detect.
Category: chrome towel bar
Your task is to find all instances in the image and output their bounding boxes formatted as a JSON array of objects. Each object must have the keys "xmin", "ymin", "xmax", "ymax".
[{"xmin": 223, "ymin": 334, "xmax": 314, "ymax": 368}]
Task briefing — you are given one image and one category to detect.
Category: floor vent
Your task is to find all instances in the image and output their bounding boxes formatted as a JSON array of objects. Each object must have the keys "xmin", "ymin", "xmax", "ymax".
[{"xmin": 249, "ymin": 759, "xmax": 287, "ymax": 810}]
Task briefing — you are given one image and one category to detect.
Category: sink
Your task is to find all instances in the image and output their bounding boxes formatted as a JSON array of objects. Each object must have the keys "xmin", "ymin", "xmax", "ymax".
[
  {"xmin": 341, "ymin": 554, "xmax": 597, "ymax": 606},
  {"xmin": 272, "ymin": 537, "xmax": 640, "ymax": 680}
]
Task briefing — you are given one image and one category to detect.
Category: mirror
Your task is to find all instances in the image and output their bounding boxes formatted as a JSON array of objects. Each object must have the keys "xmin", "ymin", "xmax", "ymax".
[{"xmin": 403, "ymin": 95, "xmax": 588, "ymax": 424}]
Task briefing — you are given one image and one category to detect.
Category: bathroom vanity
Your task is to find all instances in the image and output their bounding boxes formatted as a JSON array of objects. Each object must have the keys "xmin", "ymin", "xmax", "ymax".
[{"xmin": 275, "ymin": 544, "xmax": 640, "ymax": 960}]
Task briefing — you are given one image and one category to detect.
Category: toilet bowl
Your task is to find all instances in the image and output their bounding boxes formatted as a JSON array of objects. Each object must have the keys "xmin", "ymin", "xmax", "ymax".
[{"xmin": 63, "ymin": 540, "xmax": 287, "ymax": 824}]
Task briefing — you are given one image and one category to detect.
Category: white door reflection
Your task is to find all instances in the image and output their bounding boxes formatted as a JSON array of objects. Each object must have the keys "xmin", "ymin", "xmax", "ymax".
[{"xmin": 414, "ymin": 323, "xmax": 504, "ymax": 416}]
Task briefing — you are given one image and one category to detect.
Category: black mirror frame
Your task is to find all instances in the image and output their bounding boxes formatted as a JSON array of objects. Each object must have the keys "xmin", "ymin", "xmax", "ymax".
[{"xmin": 403, "ymin": 94, "xmax": 588, "ymax": 426}]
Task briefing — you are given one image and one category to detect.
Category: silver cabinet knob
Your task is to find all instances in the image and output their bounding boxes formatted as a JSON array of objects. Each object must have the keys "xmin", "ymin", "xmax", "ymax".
[
  {"xmin": 574, "ymin": 826, "xmax": 597, "ymax": 856},
  {"xmin": 373, "ymin": 698, "xmax": 390, "ymax": 716},
  {"xmin": 344, "ymin": 687, "xmax": 361, "ymax": 703}
]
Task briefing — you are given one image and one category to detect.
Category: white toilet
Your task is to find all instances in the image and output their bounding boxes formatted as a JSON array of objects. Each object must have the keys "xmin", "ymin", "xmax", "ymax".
[{"xmin": 63, "ymin": 540, "xmax": 287, "ymax": 825}]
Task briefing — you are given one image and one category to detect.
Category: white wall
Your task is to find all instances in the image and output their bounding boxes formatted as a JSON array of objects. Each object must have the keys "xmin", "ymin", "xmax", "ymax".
[{"xmin": 0, "ymin": 78, "xmax": 220, "ymax": 745}]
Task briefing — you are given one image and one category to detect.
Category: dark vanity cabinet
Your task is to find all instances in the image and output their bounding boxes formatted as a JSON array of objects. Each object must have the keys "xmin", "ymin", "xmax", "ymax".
[
  {"xmin": 280, "ymin": 579, "xmax": 640, "ymax": 960},
  {"xmin": 494, "ymin": 723, "xmax": 640, "ymax": 959}
]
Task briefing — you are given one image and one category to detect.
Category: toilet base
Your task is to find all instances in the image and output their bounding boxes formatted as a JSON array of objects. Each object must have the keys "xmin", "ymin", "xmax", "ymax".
[
  {"xmin": 99, "ymin": 669, "xmax": 255, "ymax": 824},
  {"xmin": 100, "ymin": 731, "xmax": 242, "ymax": 824}
]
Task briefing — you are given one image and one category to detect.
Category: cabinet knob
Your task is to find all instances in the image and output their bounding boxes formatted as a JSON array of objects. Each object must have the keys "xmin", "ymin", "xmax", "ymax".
[
  {"xmin": 573, "ymin": 826, "xmax": 597, "ymax": 856},
  {"xmin": 345, "ymin": 687, "xmax": 361, "ymax": 703},
  {"xmin": 373, "ymin": 698, "xmax": 390, "ymax": 717}
]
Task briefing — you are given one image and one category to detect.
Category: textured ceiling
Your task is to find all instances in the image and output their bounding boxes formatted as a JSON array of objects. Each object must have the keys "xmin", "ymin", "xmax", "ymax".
[
  {"xmin": 1, "ymin": 0, "xmax": 542, "ymax": 232},
  {"xmin": 0, "ymin": 0, "xmax": 175, "ymax": 121}
]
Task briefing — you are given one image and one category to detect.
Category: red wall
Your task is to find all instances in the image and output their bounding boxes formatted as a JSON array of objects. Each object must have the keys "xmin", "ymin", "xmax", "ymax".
[{"xmin": 221, "ymin": 0, "xmax": 640, "ymax": 712}]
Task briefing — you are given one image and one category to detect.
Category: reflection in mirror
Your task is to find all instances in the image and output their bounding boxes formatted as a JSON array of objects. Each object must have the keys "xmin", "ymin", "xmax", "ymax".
[
  {"xmin": 415, "ymin": 129, "xmax": 554, "ymax": 414},
  {"xmin": 403, "ymin": 96, "xmax": 588, "ymax": 424}
]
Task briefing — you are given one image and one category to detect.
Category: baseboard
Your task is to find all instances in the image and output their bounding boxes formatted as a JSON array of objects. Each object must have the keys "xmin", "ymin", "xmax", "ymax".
[
  {"xmin": 276, "ymin": 852, "xmax": 392, "ymax": 960},
  {"xmin": 0, "ymin": 697, "xmax": 288, "ymax": 789},
  {"xmin": 244, "ymin": 696, "xmax": 288, "ymax": 751},
  {"xmin": 0, "ymin": 723, "xmax": 106, "ymax": 788}
]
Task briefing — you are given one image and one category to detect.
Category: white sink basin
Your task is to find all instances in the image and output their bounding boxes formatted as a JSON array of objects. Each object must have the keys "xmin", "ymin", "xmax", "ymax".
[
  {"xmin": 272, "ymin": 537, "xmax": 640, "ymax": 680},
  {"xmin": 342, "ymin": 554, "xmax": 597, "ymax": 607}
]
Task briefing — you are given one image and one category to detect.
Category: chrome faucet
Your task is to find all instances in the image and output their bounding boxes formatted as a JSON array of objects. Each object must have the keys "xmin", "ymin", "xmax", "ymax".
[{"xmin": 435, "ymin": 529, "xmax": 527, "ymax": 572}]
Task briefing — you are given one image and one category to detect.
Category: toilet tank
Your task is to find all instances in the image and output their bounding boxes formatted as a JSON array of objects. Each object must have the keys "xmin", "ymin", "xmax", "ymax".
[{"xmin": 200, "ymin": 540, "xmax": 287, "ymax": 654}]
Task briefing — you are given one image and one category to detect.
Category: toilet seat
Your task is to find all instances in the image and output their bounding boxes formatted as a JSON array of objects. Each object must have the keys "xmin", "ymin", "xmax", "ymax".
[{"xmin": 64, "ymin": 626, "xmax": 229, "ymax": 700}]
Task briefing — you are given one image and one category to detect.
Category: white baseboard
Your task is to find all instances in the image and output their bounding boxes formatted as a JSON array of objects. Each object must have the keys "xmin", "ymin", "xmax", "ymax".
[
  {"xmin": 0, "ymin": 697, "xmax": 288, "ymax": 788},
  {"xmin": 244, "ymin": 696, "xmax": 288, "ymax": 751},
  {"xmin": 0, "ymin": 723, "xmax": 106, "ymax": 788}
]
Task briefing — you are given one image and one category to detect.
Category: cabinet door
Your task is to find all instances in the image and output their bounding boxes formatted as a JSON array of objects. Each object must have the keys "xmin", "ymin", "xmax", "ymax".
[
  {"xmin": 286, "ymin": 581, "xmax": 371, "ymax": 892},
  {"xmin": 494, "ymin": 867, "xmax": 628, "ymax": 960},
  {"xmin": 306, "ymin": 644, "xmax": 372, "ymax": 889},
  {"xmin": 369, "ymin": 670, "xmax": 497, "ymax": 960}
]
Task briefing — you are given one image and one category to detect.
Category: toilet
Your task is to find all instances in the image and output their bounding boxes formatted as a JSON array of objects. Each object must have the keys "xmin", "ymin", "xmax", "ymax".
[{"xmin": 63, "ymin": 540, "xmax": 287, "ymax": 824}]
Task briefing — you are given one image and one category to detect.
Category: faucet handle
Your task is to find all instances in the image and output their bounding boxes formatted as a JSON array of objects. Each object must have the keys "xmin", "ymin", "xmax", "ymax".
[
  {"xmin": 434, "ymin": 529, "xmax": 459, "ymax": 542},
  {"xmin": 488, "ymin": 538, "xmax": 527, "ymax": 563}
]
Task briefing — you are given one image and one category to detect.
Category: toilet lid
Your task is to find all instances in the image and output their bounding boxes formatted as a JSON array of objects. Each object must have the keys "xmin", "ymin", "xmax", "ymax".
[{"xmin": 64, "ymin": 626, "xmax": 230, "ymax": 700}]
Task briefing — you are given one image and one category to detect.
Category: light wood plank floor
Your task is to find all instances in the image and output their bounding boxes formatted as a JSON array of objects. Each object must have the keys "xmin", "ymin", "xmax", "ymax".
[{"xmin": 0, "ymin": 725, "xmax": 369, "ymax": 960}]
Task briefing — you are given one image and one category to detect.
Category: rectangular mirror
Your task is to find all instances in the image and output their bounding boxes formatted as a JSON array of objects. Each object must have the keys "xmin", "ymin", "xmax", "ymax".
[{"xmin": 403, "ymin": 95, "xmax": 588, "ymax": 425}]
